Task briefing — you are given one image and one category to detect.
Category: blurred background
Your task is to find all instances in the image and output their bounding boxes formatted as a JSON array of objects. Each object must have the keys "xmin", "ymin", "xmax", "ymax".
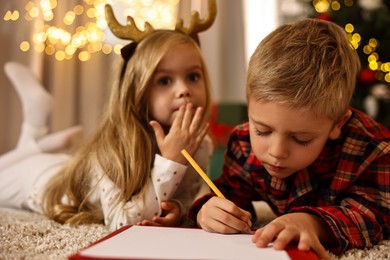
[{"xmin": 1, "ymin": 0, "xmax": 390, "ymax": 163}]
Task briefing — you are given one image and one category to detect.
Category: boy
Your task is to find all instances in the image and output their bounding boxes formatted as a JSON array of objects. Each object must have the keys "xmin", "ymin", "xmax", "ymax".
[{"xmin": 187, "ymin": 19, "xmax": 390, "ymax": 259}]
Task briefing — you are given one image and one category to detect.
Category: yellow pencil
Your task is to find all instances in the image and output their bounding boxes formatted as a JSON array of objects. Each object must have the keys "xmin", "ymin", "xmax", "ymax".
[{"xmin": 181, "ymin": 149, "xmax": 225, "ymax": 199}]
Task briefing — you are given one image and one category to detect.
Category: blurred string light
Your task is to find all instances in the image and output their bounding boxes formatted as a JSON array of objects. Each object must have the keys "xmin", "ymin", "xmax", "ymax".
[
  {"xmin": 312, "ymin": 0, "xmax": 390, "ymax": 83},
  {"xmin": 3, "ymin": 0, "xmax": 179, "ymax": 62}
]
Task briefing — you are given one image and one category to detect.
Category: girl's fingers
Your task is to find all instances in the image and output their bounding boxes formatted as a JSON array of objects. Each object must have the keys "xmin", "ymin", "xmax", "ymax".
[
  {"xmin": 150, "ymin": 120, "xmax": 165, "ymax": 144},
  {"xmin": 195, "ymin": 123, "xmax": 209, "ymax": 144},
  {"xmin": 181, "ymin": 103, "xmax": 194, "ymax": 129},
  {"xmin": 189, "ymin": 106, "xmax": 204, "ymax": 133},
  {"xmin": 171, "ymin": 105, "xmax": 185, "ymax": 129}
]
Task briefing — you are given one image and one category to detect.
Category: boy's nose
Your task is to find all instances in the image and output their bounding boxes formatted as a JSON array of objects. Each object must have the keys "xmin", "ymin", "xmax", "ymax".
[{"xmin": 268, "ymin": 139, "xmax": 289, "ymax": 159}]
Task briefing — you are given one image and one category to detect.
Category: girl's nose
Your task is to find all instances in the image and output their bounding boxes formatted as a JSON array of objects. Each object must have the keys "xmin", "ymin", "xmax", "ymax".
[
  {"xmin": 179, "ymin": 91, "xmax": 190, "ymax": 98},
  {"xmin": 177, "ymin": 82, "xmax": 191, "ymax": 98}
]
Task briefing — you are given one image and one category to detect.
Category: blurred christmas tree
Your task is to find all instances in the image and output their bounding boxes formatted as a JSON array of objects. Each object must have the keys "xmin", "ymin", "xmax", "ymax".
[{"xmin": 307, "ymin": 0, "xmax": 390, "ymax": 128}]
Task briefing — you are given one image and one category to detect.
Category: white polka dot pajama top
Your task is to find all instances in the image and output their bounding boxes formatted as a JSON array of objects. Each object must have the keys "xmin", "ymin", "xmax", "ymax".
[{"xmin": 0, "ymin": 137, "xmax": 213, "ymax": 231}]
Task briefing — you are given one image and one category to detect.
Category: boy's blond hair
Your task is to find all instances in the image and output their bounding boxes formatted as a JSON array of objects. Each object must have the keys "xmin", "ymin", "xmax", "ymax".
[{"xmin": 247, "ymin": 18, "xmax": 361, "ymax": 121}]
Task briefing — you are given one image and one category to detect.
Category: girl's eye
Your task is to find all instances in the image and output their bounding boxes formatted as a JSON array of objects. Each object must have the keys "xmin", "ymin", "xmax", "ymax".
[
  {"xmin": 158, "ymin": 77, "xmax": 171, "ymax": 86},
  {"xmin": 188, "ymin": 72, "xmax": 200, "ymax": 82},
  {"xmin": 292, "ymin": 137, "xmax": 312, "ymax": 146},
  {"xmin": 254, "ymin": 129, "xmax": 270, "ymax": 136}
]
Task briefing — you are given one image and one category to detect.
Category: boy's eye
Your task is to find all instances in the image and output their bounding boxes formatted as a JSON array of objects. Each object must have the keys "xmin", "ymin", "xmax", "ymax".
[
  {"xmin": 254, "ymin": 129, "xmax": 270, "ymax": 136},
  {"xmin": 292, "ymin": 136, "xmax": 312, "ymax": 146},
  {"xmin": 188, "ymin": 72, "xmax": 200, "ymax": 82},
  {"xmin": 158, "ymin": 77, "xmax": 171, "ymax": 86}
]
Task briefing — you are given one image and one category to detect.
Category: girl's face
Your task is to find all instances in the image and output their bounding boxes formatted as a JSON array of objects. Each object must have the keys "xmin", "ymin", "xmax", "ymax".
[
  {"xmin": 248, "ymin": 97, "xmax": 342, "ymax": 179},
  {"xmin": 148, "ymin": 43, "xmax": 207, "ymax": 127}
]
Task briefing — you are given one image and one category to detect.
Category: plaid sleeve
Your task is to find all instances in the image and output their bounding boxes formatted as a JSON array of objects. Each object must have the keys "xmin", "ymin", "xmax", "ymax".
[
  {"xmin": 213, "ymin": 124, "xmax": 264, "ymax": 220},
  {"xmin": 187, "ymin": 123, "xmax": 263, "ymax": 225},
  {"xmin": 186, "ymin": 193, "xmax": 215, "ymax": 227},
  {"xmin": 291, "ymin": 152, "xmax": 390, "ymax": 254}
]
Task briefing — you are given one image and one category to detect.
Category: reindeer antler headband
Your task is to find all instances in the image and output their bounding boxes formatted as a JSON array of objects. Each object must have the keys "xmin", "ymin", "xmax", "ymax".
[{"xmin": 104, "ymin": 0, "xmax": 217, "ymax": 42}]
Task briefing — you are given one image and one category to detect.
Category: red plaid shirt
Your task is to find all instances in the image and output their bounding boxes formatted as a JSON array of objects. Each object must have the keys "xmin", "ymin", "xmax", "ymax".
[{"xmin": 188, "ymin": 108, "xmax": 390, "ymax": 254}]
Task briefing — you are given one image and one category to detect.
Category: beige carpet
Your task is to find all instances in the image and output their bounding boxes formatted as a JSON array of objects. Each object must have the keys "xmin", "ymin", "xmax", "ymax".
[
  {"xmin": 0, "ymin": 207, "xmax": 389, "ymax": 260},
  {"xmin": 0, "ymin": 208, "xmax": 110, "ymax": 259}
]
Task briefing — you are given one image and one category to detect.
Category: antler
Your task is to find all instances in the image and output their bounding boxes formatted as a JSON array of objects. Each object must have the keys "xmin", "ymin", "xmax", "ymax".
[
  {"xmin": 175, "ymin": 0, "xmax": 217, "ymax": 36},
  {"xmin": 104, "ymin": 4, "xmax": 154, "ymax": 42},
  {"xmin": 105, "ymin": 0, "xmax": 217, "ymax": 42}
]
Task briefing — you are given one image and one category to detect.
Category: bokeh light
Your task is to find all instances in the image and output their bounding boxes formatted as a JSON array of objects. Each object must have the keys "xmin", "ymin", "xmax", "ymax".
[{"xmin": 4, "ymin": 0, "xmax": 179, "ymax": 61}]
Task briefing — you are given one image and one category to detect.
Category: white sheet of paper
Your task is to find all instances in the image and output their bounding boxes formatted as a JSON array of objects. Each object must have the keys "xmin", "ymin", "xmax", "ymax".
[{"xmin": 80, "ymin": 226, "xmax": 290, "ymax": 260}]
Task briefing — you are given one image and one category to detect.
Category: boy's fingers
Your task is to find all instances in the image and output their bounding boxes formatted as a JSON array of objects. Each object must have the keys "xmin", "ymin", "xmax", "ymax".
[
  {"xmin": 272, "ymin": 229, "xmax": 295, "ymax": 250},
  {"xmin": 216, "ymin": 205, "xmax": 252, "ymax": 233},
  {"xmin": 300, "ymin": 237, "xmax": 330, "ymax": 260},
  {"xmin": 240, "ymin": 209, "xmax": 252, "ymax": 227},
  {"xmin": 253, "ymin": 222, "xmax": 284, "ymax": 248}
]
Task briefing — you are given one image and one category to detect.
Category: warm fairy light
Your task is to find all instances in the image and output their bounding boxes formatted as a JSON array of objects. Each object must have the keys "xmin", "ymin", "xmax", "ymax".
[
  {"xmin": 347, "ymin": 33, "xmax": 360, "ymax": 50},
  {"xmin": 102, "ymin": 44, "xmax": 112, "ymax": 54},
  {"xmin": 363, "ymin": 45, "xmax": 373, "ymax": 55},
  {"xmin": 385, "ymin": 73, "xmax": 390, "ymax": 82},
  {"xmin": 313, "ymin": 0, "xmax": 330, "ymax": 13},
  {"xmin": 79, "ymin": 51, "xmax": 91, "ymax": 61},
  {"xmin": 363, "ymin": 38, "xmax": 377, "ymax": 55},
  {"xmin": 368, "ymin": 53, "xmax": 379, "ymax": 71},
  {"xmin": 4, "ymin": 10, "xmax": 20, "ymax": 21},
  {"xmin": 345, "ymin": 23, "xmax": 354, "ymax": 33},
  {"xmin": 344, "ymin": 0, "xmax": 353, "ymax": 7},
  {"xmin": 369, "ymin": 38, "xmax": 378, "ymax": 48},
  {"xmin": 55, "ymin": 50, "xmax": 66, "ymax": 61},
  {"xmin": 34, "ymin": 42, "xmax": 45, "ymax": 53},
  {"xmin": 20, "ymin": 41, "xmax": 30, "ymax": 51},
  {"xmin": 313, "ymin": 1, "xmax": 389, "ymax": 82},
  {"xmin": 5, "ymin": 0, "xmax": 178, "ymax": 61},
  {"xmin": 351, "ymin": 33, "xmax": 361, "ymax": 43},
  {"xmin": 382, "ymin": 63, "xmax": 390, "ymax": 73},
  {"xmin": 45, "ymin": 45, "xmax": 56, "ymax": 55},
  {"xmin": 113, "ymin": 44, "xmax": 122, "ymax": 54},
  {"xmin": 331, "ymin": 1, "xmax": 340, "ymax": 11}
]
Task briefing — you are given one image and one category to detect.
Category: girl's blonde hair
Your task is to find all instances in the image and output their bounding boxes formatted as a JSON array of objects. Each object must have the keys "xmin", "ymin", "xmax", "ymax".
[
  {"xmin": 43, "ymin": 30, "xmax": 212, "ymax": 225},
  {"xmin": 247, "ymin": 18, "xmax": 361, "ymax": 121}
]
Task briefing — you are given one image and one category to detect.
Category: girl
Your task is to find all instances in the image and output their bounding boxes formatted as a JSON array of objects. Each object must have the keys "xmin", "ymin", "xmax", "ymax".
[{"xmin": 0, "ymin": 30, "xmax": 214, "ymax": 231}]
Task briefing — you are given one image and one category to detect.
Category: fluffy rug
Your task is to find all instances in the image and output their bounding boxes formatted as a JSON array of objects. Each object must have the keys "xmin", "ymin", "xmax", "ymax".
[
  {"xmin": 0, "ymin": 207, "xmax": 389, "ymax": 260},
  {"xmin": 0, "ymin": 208, "xmax": 110, "ymax": 259}
]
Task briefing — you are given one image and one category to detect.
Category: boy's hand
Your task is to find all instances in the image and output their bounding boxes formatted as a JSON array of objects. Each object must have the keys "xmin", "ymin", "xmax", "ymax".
[
  {"xmin": 252, "ymin": 213, "xmax": 331, "ymax": 260},
  {"xmin": 138, "ymin": 201, "xmax": 181, "ymax": 227},
  {"xmin": 150, "ymin": 103, "xmax": 209, "ymax": 165},
  {"xmin": 197, "ymin": 197, "xmax": 252, "ymax": 234}
]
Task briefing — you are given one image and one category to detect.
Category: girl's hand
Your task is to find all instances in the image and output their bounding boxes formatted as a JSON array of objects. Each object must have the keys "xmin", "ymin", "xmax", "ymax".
[
  {"xmin": 150, "ymin": 103, "xmax": 209, "ymax": 165},
  {"xmin": 197, "ymin": 196, "xmax": 252, "ymax": 234},
  {"xmin": 252, "ymin": 213, "xmax": 331, "ymax": 260},
  {"xmin": 138, "ymin": 201, "xmax": 181, "ymax": 227}
]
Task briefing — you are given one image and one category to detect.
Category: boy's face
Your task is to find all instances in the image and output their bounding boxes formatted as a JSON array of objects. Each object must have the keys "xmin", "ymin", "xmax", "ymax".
[
  {"xmin": 148, "ymin": 43, "xmax": 207, "ymax": 128},
  {"xmin": 248, "ymin": 97, "xmax": 340, "ymax": 179}
]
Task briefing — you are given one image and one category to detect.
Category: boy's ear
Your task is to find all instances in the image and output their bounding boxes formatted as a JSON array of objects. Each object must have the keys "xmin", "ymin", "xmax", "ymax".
[{"xmin": 329, "ymin": 109, "xmax": 352, "ymax": 140}]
